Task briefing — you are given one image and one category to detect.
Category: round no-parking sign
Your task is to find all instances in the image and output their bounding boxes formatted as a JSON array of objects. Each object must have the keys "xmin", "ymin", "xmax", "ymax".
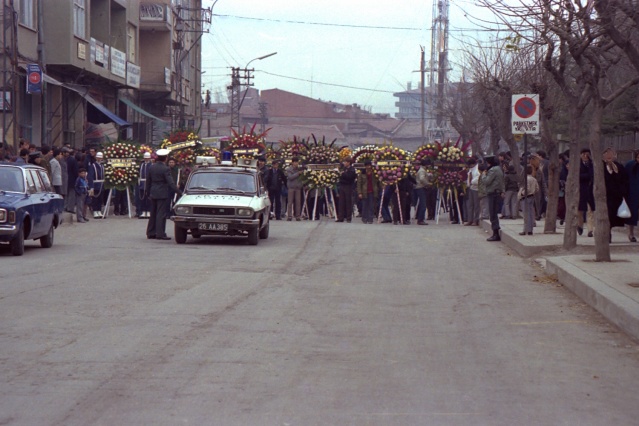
[{"xmin": 511, "ymin": 94, "xmax": 539, "ymax": 134}]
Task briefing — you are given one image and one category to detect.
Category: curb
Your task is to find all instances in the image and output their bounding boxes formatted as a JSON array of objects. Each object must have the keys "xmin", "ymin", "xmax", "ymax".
[{"xmin": 545, "ymin": 257, "xmax": 639, "ymax": 342}]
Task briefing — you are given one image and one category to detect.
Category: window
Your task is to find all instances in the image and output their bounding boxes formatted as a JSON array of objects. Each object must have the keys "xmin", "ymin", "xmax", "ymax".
[
  {"xmin": 127, "ymin": 24, "xmax": 136, "ymax": 62},
  {"xmin": 38, "ymin": 170, "xmax": 54, "ymax": 192},
  {"xmin": 19, "ymin": 0, "xmax": 35, "ymax": 28},
  {"xmin": 25, "ymin": 170, "xmax": 41, "ymax": 193},
  {"xmin": 74, "ymin": 0, "xmax": 86, "ymax": 39}
]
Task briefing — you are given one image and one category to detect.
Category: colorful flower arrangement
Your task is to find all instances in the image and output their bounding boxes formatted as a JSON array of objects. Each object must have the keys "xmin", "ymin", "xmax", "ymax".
[
  {"xmin": 437, "ymin": 146, "xmax": 464, "ymax": 163},
  {"xmin": 229, "ymin": 124, "xmax": 268, "ymax": 159},
  {"xmin": 412, "ymin": 144, "xmax": 439, "ymax": 163},
  {"xmin": 103, "ymin": 141, "xmax": 140, "ymax": 190},
  {"xmin": 301, "ymin": 168, "xmax": 340, "ymax": 189},
  {"xmin": 436, "ymin": 169, "xmax": 465, "ymax": 188},
  {"xmin": 172, "ymin": 148, "xmax": 196, "ymax": 167},
  {"xmin": 161, "ymin": 129, "xmax": 198, "ymax": 147},
  {"xmin": 305, "ymin": 135, "xmax": 339, "ymax": 164},
  {"xmin": 279, "ymin": 136, "xmax": 307, "ymax": 162},
  {"xmin": 139, "ymin": 144, "xmax": 153, "ymax": 158},
  {"xmin": 430, "ymin": 138, "xmax": 472, "ymax": 190},
  {"xmin": 103, "ymin": 141, "xmax": 139, "ymax": 159},
  {"xmin": 373, "ymin": 145, "xmax": 411, "ymax": 185},
  {"xmin": 351, "ymin": 144, "xmax": 378, "ymax": 167},
  {"xmin": 198, "ymin": 147, "xmax": 221, "ymax": 160},
  {"xmin": 339, "ymin": 147, "xmax": 353, "ymax": 161}
]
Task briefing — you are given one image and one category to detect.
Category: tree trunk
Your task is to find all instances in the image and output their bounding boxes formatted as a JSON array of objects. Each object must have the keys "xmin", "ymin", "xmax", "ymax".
[
  {"xmin": 589, "ymin": 100, "xmax": 611, "ymax": 261},
  {"xmin": 544, "ymin": 138, "xmax": 559, "ymax": 233},
  {"xmin": 563, "ymin": 109, "xmax": 582, "ymax": 250}
]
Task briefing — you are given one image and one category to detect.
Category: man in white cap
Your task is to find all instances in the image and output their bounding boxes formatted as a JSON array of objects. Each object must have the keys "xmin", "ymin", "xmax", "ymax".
[
  {"xmin": 137, "ymin": 151, "xmax": 152, "ymax": 218},
  {"xmin": 145, "ymin": 148, "xmax": 181, "ymax": 240},
  {"xmin": 88, "ymin": 151, "xmax": 105, "ymax": 218}
]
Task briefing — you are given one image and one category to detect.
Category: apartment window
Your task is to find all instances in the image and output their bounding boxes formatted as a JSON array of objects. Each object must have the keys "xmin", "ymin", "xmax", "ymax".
[
  {"xmin": 19, "ymin": 0, "xmax": 35, "ymax": 28},
  {"xmin": 127, "ymin": 24, "xmax": 136, "ymax": 62},
  {"xmin": 74, "ymin": 0, "xmax": 86, "ymax": 39}
]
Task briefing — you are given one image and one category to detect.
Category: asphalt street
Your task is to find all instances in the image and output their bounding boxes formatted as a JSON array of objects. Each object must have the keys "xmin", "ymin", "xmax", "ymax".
[{"xmin": 1, "ymin": 216, "xmax": 639, "ymax": 425}]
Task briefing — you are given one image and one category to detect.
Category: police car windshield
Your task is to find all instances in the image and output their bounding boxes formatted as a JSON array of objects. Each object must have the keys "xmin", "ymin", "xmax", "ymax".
[
  {"xmin": 187, "ymin": 172, "xmax": 256, "ymax": 193},
  {"xmin": 0, "ymin": 167, "xmax": 25, "ymax": 193}
]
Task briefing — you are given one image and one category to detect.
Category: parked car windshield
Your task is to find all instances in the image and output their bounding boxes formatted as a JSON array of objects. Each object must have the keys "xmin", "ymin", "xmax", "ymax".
[
  {"xmin": 0, "ymin": 167, "xmax": 25, "ymax": 193},
  {"xmin": 187, "ymin": 172, "xmax": 256, "ymax": 193}
]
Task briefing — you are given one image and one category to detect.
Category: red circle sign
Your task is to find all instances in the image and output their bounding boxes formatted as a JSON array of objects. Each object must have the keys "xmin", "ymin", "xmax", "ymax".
[
  {"xmin": 28, "ymin": 72, "xmax": 41, "ymax": 85},
  {"xmin": 514, "ymin": 97, "xmax": 536, "ymax": 119}
]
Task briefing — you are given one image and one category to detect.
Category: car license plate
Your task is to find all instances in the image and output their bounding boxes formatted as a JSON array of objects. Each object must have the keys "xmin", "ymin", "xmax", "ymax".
[{"xmin": 198, "ymin": 223, "xmax": 228, "ymax": 231}]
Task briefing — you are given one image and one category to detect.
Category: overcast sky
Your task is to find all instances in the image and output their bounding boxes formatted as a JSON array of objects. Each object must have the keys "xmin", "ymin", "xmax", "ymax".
[{"xmin": 200, "ymin": 0, "xmax": 496, "ymax": 115}]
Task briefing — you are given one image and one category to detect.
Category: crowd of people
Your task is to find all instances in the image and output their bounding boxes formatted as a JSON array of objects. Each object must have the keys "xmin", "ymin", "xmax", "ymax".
[
  {"xmin": 3, "ymin": 139, "xmax": 638, "ymax": 244},
  {"xmin": 255, "ymin": 147, "xmax": 639, "ymax": 244}
]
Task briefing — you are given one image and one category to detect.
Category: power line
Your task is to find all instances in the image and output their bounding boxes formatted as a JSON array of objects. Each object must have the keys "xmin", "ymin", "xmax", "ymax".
[
  {"xmin": 213, "ymin": 13, "xmax": 422, "ymax": 31},
  {"xmin": 259, "ymin": 70, "xmax": 398, "ymax": 94},
  {"xmin": 213, "ymin": 13, "xmax": 500, "ymax": 33}
]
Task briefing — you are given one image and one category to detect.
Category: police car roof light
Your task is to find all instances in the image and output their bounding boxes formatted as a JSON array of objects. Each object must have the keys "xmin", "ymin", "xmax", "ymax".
[{"xmin": 195, "ymin": 156, "xmax": 219, "ymax": 166}]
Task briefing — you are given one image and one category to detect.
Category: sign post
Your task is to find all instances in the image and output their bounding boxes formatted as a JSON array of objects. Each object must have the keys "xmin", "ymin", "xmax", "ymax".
[{"xmin": 512, "ymin": 94, "xmax": 540, "ymax": 234}]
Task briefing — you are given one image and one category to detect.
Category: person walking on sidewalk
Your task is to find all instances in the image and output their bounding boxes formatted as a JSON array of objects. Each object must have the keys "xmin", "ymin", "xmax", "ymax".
[
  {"xmin": 484, "ymin": 156, "xmax": 505, "ymax": 241},
  {"xmin": 603, "ymin": 148, "xmax": 629, "ymax": 243},
  {"xmin": 519, "ymin": 165, "xmax": 540, "ymax": 236},
  {"xmin": 578, "ymin": 148, "xmax": 596, "ymax": 237}
]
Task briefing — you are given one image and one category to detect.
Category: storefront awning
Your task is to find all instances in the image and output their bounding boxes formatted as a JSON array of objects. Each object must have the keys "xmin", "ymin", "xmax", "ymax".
[
  {"xmin": 63, "ymin": 85, "xmax": 130, "ymax": 127},
  {"xmin": 18, "ymin": 65, "xmax": 130, "ymax": 127},
  {"xmin": 119, "ymin": 97, "xmax": 167, "ymax": 123}
]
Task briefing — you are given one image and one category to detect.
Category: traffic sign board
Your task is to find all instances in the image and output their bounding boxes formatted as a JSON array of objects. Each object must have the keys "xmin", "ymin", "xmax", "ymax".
[
  {"xmin": 26, "ymin": 64, "xmax": 42, "ymax": 94},
  {"xmin": 512, "ymin": 94, "xmax": 539, "ymax": 134}
]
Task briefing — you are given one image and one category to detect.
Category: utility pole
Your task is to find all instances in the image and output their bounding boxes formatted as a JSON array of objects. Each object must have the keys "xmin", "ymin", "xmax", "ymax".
[
  {"xmin": 228, "ymin": 67, "xmax": 253, "ymax": 132},
  {"xmin": 428, "ymin": 0, "xmax": 450, "ymax": 142},
  {"xmin": 420, "ymin": 46, "xmax": 426, "ymax": 145},
  {"xmin": 229, "ymin": 52, "xmax": 276, "ymax": 133}
]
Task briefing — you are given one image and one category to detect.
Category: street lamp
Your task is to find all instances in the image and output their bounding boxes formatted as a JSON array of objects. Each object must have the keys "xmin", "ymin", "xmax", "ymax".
[{"xmin": 235, "ymin": 52, "xmax": 277, "ymax": 132}]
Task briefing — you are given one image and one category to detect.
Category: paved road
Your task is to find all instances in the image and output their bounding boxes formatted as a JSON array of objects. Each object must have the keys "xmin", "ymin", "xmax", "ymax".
[{"xmin": 1, "ymin": 217, "xmax": 639, "ymax": 425}]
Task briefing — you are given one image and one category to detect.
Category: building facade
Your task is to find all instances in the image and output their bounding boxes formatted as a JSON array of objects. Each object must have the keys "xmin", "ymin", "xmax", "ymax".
[{"xmin": 0, "ymin": 0, "xmax": 205, "ymax": 151}]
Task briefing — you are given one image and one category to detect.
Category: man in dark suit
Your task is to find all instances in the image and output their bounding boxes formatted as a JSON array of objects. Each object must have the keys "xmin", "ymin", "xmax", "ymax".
[{"xmin": 145, "ymin": 149, "xmax": 181, "ymax": 240}]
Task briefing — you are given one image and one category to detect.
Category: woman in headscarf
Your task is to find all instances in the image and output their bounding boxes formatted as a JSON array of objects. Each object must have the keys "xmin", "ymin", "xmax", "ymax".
[
  {"xmin": 624, "ymin": 150, "xmax": 639, "ymax": 242},
  {"xmin": 602, "ymin": 148, "xmax": 629, "ymax": 242}
]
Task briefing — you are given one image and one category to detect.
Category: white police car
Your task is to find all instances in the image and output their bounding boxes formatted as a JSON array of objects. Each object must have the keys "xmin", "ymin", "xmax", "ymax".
[{"xmin": 171, "ymin": 156, "xmax": 270, "ymax": 245}]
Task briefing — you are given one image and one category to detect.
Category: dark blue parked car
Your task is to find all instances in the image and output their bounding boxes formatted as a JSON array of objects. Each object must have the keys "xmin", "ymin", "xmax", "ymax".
[{"xmin": 0, "ymin": 164, "xmax": 64, "ymax": 256}]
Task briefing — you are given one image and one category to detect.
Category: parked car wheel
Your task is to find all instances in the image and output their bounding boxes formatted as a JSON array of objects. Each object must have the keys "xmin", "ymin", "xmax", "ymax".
[
  {"xmin": 259, "ymin": 222, "xmax": 269, "ymax": 240},
  {"xmin": 40, "ymin": 224, "xmax": 54, "ymax": 248},
  {"xmin": 247, "ymin": 227, "xmax": 259, "ymax": 245},
  {"xmin": 174, "ymin": 224, "xmax": 187, "ymax": 244},
  {"xmin": 10, "ymin": 226, "xmax": 25, "ymax": 256}
]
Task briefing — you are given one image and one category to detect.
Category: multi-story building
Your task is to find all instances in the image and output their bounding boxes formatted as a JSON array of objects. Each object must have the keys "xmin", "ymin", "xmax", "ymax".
[{"xmin": 0, "ymin": 0, "xmax": 205, "ymax": 151}]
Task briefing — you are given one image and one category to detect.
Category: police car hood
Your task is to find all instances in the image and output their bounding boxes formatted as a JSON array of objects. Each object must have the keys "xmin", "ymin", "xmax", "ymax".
[{"xmin": 178, "ymin": 193, "xmax": 258, "ymax": 208}]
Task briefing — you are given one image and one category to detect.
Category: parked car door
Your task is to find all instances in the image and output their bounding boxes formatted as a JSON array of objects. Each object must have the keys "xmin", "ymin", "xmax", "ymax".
[
  {"xmin": 24, "ymin": 169, "xmax": 47, "ymax": 237},
  {"xmin": 37, "ymin": 169, "xmax": 59, "ymax": 233}
]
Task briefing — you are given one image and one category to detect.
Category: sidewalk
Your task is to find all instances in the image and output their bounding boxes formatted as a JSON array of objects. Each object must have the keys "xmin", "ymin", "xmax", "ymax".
[{"xmin": 481, "ymin": 217, "xmax": 639, "ymax": 342}]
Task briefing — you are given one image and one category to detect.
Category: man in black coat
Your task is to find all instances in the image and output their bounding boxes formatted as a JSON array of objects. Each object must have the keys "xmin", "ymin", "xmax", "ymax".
[
  {"xmin": 265, "ymin": 159, "xmax": 286, "ymax": 220},
  {"xmin": 578, "ymin": 148, "xmax": 595, "ymax": 237},
  {"xmin": 145, "ymin": 149, "xmax": 181, "ymax": 240},
  {"xmin": 336, "ymin": 156, "xmax": 357, "ymax": 222}
]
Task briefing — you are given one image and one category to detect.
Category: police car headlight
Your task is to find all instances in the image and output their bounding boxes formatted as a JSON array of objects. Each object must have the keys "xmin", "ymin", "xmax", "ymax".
[
  {"xmin": 236, "ymin": 208, "xmax": 253, "ymax": 217},
  {"xmin": 174, "ymin": 206, "xmax": 192, "ymax": 215},
  {"xmin": 0, "ymin": 209, "xmax": 6, "ymax": 223}
]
